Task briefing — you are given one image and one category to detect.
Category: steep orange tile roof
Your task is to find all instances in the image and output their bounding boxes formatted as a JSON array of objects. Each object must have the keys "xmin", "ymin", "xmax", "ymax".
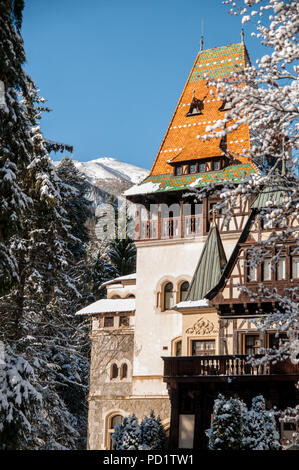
[
  {"xmin": 169, "ymin": 131, "xmax": 224, "ymax": 164},
  {"xmin": 150, "ymin": 43, "xmax": 251, "ymax": 176}
]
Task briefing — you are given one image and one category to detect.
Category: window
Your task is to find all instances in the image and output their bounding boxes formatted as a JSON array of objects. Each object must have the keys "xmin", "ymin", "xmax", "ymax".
[
  {"xmin": 110, "ymin": 363, "xmax": 118, "ymax": 379},
  {"xmin": 292, "ymin": 256, "xmax": 299, "ymax": 279},
  {"xmin": 126, "ymin": 294, "xmax": 135, "ymax": 298},
  {"xmin": 212, "ymin": 160, "xmax": 220, "ymax": 171},
  {"xmin": 104, "ymin": 316, "xmax": 114, "ymax": 327},
  {"xmin": 219, "ymin": 100, "xmax": 231, "ymax": 111},
  {"xmin": 243, "ymin": 334, "xmax": 261, "ymax": 355},
  {"xmin": 180, "ymin": 281, "xmax": 189, "ymax": 301},
  {"xmin": 248, "ymin": 264, "xmax": 257, "ymax": 282},
  {"xmin": 190, "ymin": 163, "xmax": 197, "ymax": 174},
  {"xmin": 267, "ymin": 333, "xmax": 288, "ymax": 350},
  {"xmin": 175, "ymin": 340, "xmax": 182, "ymax": 357},
  {"xmin": 107, "ymin": 414, "xmax": 124, "ymax": 449},
  {"xmin": 191, "ymin": 339, "xmax": 215, "ymax": 356},
  {"xmin": 120, "ymin": 363, "xmax": 128, "ymax": 379},
  {"xmin": 111, "ymin": 295, "xmax": 121, "ymax": 299},
  {"xmin": 186, "ymin": 96, "xmax": 204, "ymax": 116},
  {"xmin": 277, "ymin": 258, "xmax": 286, "ymax": 280},
  {"xmin": 163, "ymin": 282, "xmax": 175, "ymax": 310},
  {"xmin": 262, "ymin": 259, "xmax": 272, "ymax": 281},
  {"xmin": 119, "ymin": 315, "xmax": 129, "ymax": 327},
  {"xmin": 199, "ymin": 162, "xmax": 206, "ymax": 172},
  {"xmin": 176, "ymin": 166, "xmax": 182, "ymax": 176}
]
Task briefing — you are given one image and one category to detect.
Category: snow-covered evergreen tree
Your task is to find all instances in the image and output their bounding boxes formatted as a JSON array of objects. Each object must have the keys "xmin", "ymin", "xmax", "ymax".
[
  {"xmin": 0, "ymin": 345, "xmax": 42, "ymax": 450},
  {"xmin": 207, "ymin": 394, "xmax": 246, "ymax": 450},
  {"xmin": 56, "ymin": 156, "xmax": 92, "ymax": 260},
  {"xmin": 0, "ymin": 2, "xmax": 91, "ymax": 449},
  {"xmin": 207, "ymin": 394, "xmax": 281, "ymax": 451},
  {"xmin": 111, "ymin": 416, "xmax": 128, "ymax": 450},
  {"xmin": 139, "ymin": 410, "xmax": 167, "ymax": 450},
  {"xmin": 112, "ymin": 412, "xmax": 166, "ymax": 450},
  {"xmin": 0, "ymin": 0, "xmax": 34, "ymax": 290},
  {"xmin": 120, "ymin": 414, "xmax": 141, "ymax": 450},
  {"xmin": 243, "ymin": 395, "xmax": 281, "ymax": 450}
]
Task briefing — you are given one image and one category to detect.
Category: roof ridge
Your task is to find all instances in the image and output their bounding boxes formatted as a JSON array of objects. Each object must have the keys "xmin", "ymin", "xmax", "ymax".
[{"xmin": 198, "ymin": 42, "xmax": 244, "ymax": 54}]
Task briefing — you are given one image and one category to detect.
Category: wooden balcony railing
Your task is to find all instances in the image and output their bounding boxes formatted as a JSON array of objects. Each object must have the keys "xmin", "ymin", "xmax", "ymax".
[
  {"xmin": 138, "ymin": 214, "xmax": 202, "ymax": 240},
  {"xmin": 163, "ymin": 355, "xmax": 298, "ymax": 378}
]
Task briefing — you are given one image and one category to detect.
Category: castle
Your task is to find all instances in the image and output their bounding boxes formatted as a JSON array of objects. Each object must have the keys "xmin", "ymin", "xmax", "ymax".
[{"xmin": 77, "ymin": 40, "xmax": 299, "ymax": 449}]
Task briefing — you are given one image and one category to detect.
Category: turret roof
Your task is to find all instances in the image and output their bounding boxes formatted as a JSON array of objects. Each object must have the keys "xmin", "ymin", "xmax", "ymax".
[{"xmin": 150, "ymin": 42, "xmax": 251, "ymax": 176}]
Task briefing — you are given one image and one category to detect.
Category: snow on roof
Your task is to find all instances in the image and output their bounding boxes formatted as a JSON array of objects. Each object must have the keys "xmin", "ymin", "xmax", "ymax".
[
  {"xmin": 123, "ymin": 181, "xmax": 161, "ymax": 196},
  {"xmin": 174, "ymin": 299, "xmax": 210, "ymax": 309},
  {"xmin": 101, "ymin": 273, "xmax": 136, "ymax": 287},
  {"xmin": 75, "ymin": 298, "xmax": 136, "ymax": 315}
]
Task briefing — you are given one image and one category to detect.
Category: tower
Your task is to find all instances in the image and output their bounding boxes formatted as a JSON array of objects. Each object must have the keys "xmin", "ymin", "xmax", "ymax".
[{"xmin": 79, "ymin": 41, "xmax": 263, "ymax": 449}]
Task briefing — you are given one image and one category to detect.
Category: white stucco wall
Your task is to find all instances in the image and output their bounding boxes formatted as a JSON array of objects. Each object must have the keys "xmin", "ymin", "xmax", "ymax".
[
  {"xmin": 106, "ymin": 282, "xmax": 136, "ymax": 299},
  {"xmin": 132, "ymin": 234, "xmax": 239, "ymax": 396}
]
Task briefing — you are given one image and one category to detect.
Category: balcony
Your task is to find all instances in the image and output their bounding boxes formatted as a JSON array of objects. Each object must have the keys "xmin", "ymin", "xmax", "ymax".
[
  {"xmin": 163, "ymin": 355, "xmax": 299, "ymax": 382},
  {"xmin": 137, "ymin": 214, "xmax": 203, "ymax": 240}
]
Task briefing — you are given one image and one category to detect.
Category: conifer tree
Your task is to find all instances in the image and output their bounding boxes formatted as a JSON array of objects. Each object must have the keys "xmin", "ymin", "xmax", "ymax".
[
  {"xmin": 0, "ymin": 3, "xmax": 90, "ymax": 449},
  {"xmin": 120, "ymin": 414, "xmax": 141, "ymax": 450},
  {"xmin": 2, "ymin": 77, "xmax": 87, "ymax": 450},
  {"xmin": 111, "ymin": 416, "xmax": 128, "ymax": 450},
  {"xmin": 207, "ymin": 394, "xmax": 245, "ymax": 450},
  {"xmin": 56, "ymin": 157, "xmax": 92, "ymax": 259},
  {"xmin": 140, "ymin": 410, "xmax": 167, "ymax": 450},
  {"xmin": 0, "ymin": 345, "xmax": 42, "ymax": 450},
  {"xmin": 243, "ymin": 395, "xmax": 281, "ymax": 450},
  {"xmin": 0, "ymin": 0, "xmax": 34, "ymax": 289}
]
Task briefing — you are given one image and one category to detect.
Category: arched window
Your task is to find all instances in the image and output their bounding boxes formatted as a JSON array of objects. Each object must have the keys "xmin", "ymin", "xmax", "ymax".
[
  {"xmin": 120, "ymin": 363, "xmax": 128, "ymax": 379},
  {"xmin": 175, "ymin": 340, "xmax": 182, "ymax": 357},
  {"xmin": 110, "ymin": 363, "xmax": 118, "ymax": 380},
  {"xmin": 180, "ymin": 281, "xmax": 189, "ymax": 302},
  {"xmin": 172, "ymin": 337, "xmax": 182, "ymax": 357},
  {"xmin": 107, "ymin": 414, "xmax": 124, "ymax": 449},
  {"xmin": 111, "ymin": 295, "xmax": 121, "ymax": 299},
  {"xmin": 163, "ymin": 282, "xmax": 175, "ymax": 310},
  {"xmin": 126, "ymin": 294, "xmax": 135, "ymax": 298}
]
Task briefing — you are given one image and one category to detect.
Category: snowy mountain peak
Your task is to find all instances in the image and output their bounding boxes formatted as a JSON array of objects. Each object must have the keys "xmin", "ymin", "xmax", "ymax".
[{"xmin": 69, "ymin": 157, "xmax": 149, "ymax": 185}]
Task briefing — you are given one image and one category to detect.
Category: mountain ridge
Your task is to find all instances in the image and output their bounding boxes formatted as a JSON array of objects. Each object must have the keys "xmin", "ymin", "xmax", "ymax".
[
  {"xmin": 53, "ymin": 156, "xmax": 149, "ymax": 185},
  {"xmin": 52, "ymin": 156, "xmax": 149, "ymax": 212}
]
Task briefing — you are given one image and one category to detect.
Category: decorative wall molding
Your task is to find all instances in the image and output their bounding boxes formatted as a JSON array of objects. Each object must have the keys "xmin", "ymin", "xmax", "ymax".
[{"xmin": 186, "ymin": 317, "xmax": 216, "ymax": 335}]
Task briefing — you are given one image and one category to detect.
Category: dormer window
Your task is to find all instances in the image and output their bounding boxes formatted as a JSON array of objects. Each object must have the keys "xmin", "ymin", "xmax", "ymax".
[
  {"xmin": 219, "ymin": 100, "xmax": 231, "ymax": 111},
  {"xmin": 173, "ymin": 158, "xmax": 224, "ymax": 176},
  {"xmin": 212, "ymin": 160, "xmax": 220, "ymax": 171},
  {"xmin": 186, "ymin": 92, "xmax": 205, "ymax": 117}
]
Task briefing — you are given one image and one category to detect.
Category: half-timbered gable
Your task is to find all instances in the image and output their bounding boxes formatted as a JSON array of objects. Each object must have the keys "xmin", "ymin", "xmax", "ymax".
[{"xmin": 208, "ymin": 202, "xmax": 299, "ymax": 312}]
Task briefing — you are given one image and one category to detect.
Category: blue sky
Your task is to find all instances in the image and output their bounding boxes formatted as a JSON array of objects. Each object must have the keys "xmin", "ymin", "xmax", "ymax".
[{"xmin": 22, "ymin": 0, "xmax": 265, "ymax": 170}]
